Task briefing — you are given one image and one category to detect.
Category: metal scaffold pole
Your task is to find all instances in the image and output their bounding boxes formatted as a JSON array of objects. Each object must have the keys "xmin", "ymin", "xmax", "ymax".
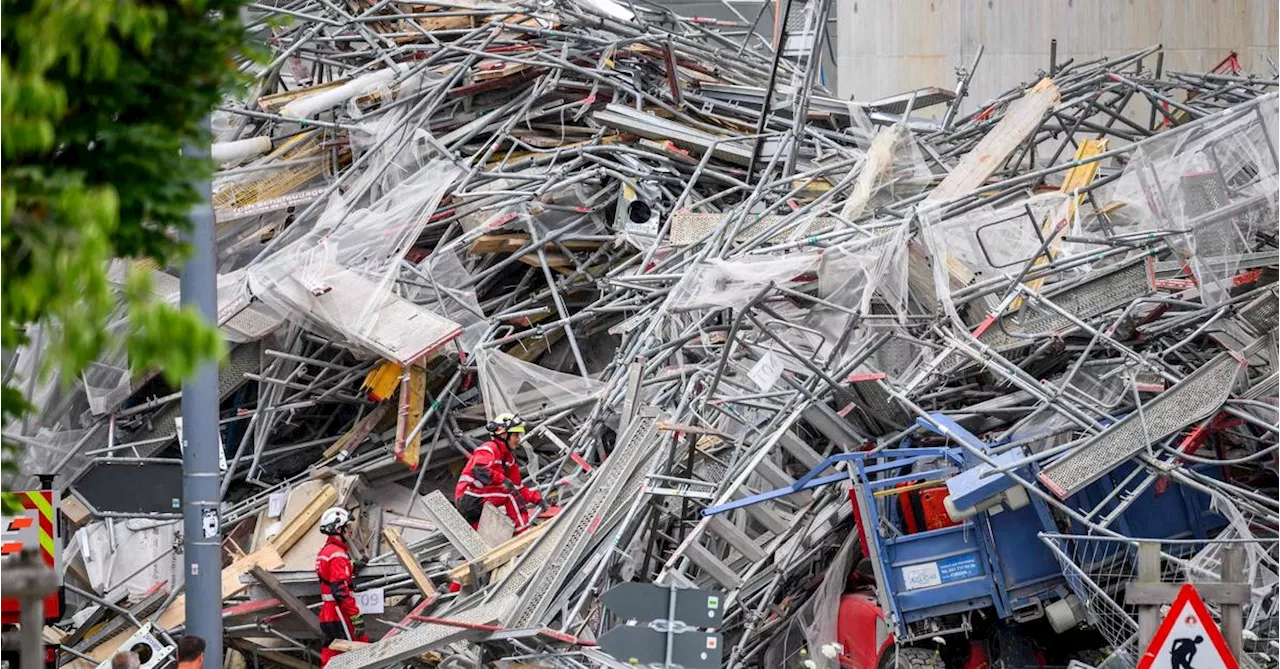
[{"xmin": 180, "ymin": 115, "xmax": 224, "ymax": 663}]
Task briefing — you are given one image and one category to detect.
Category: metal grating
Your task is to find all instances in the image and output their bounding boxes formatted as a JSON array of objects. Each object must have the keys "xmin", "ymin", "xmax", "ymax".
[
  {"xmin": 504, "ymin": 408, "xmax": 663, "ymax": 627},
  {"xmin": 1038, "ymin": 351, "xmax": 1243, "ymax": 498},
  {"xmin": 421, "ymin": 490, "xmax": 488, "ymax": 561},
  {"xmin": 939, "ymin": 257, "xmax": 1155, "ymax": 372},
  {"xmin": 223, "ymin": 303, "xmax": 282, "ymax": 341},
  {"xmin": 1240, "ymin": 288, "xmax": 1279, "ymax": 334},
  {"xmin": 325, "ymin": 595, "xmax": 511, "ymax": 669}
]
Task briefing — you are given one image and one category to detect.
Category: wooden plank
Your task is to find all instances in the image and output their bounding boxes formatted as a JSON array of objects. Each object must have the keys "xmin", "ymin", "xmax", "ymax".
[
  {"xmin": 446, "ymin": 521, "xmax": 552, "ymax": 585},
  {"xmin": 1125, "ymin": 582, "xmax": 1251, "ymax": 606},
  {"xmin": 468, "ymin": 234, "xmax": 603, "ymax": 255},
  {"xmin": 249, "ymin": 566, "xmax": 323, "ymax": 635},
  {"xmin": 517, "ymin": 253, "xmax": 570, "ymax": 268},
  {"xmin": 320, "ymin": 396, "xmax": 389, "ymax": 463},
  {"xmin": 381, "ymin": 527, "xmax": 439, "ymax": 599},
  {"xmin": 393, "ymin": 364, "xmax": 426, "ymax": 469},
  {"xmin": 60, "ymin": 495, "xmax": 93, "ymax": 529},
  {"xmin": 270, "ymin": 484, "xmax": 338, "ymax": 556},
  {"xmin": 925, "ymin": 77, "xmax": 1060, "ymax": 292}
]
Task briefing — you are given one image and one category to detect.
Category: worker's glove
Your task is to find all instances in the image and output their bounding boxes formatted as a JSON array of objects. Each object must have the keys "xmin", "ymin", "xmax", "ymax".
[
  {"xmin": 350, "ymin": 613, "xmax": 366, "ymax": 637},
  {"xmin": 520, "ymin": 487, "xmax": 543, "ymax": 506},
  {"xmin": 352, "ymin": 558, "xmax": 368, "ymax": 575}
]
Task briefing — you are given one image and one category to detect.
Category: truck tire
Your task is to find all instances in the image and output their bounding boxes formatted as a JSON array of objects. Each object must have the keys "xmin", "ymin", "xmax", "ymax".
[{"xmin": 880, "ymin": 646, "xmax": 944, "ymax": 669}]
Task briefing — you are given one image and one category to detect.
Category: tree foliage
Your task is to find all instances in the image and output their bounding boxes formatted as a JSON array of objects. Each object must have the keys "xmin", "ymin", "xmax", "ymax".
[{"xmin": 1, "ymin": 0, "xmax": 250, "ymax": 507}]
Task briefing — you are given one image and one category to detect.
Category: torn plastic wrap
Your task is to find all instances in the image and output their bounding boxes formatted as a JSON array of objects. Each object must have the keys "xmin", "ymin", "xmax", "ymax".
[
  {"xmin": 475, "ymin": 347, "xmax": 606, "ymax": 418},
  {"xmin": 1086, "ymin": 94, "xmax": 1279, "ymax": 305},
  {"xmin": 246, "ymin": 117, "xmax": 464, "ymax": 363},
  {"xmin": 763, "ymin": 530, "xmax": 860, "ymax": 669},
  {"xmin": 664, "ymin": 253, "xmax": 819, "ymax": 313},
  {"xmin": 1199, "ymin": 492, "xmax": 1279, "ymax": 635},
  {"xmin": 404, "ymin": 250, "xmax": 487, "ymax": 356},
  {"xmin": 805, "ymin": 220, "xmax": 912, "ymax": 366},
  {"xmin": 838, "ymin": 124, "xmax": 932, "ymax": 223},
  {"xmin": 921, "ymin": 193, "xmax": 1075, "ymax": 290},
  {"xmin": 12, "ymin": 429, "xmax": 90, "ymax": 491}
]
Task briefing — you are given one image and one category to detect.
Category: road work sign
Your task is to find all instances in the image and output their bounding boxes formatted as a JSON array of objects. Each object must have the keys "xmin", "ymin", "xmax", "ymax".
[{"xmin": 1138, "ymin": 583, "xmax": 1237, "ymax": 669}]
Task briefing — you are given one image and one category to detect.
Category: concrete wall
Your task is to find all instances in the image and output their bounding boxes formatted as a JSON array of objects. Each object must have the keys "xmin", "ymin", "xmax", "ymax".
[
  {"xmin": 836, "ymin": 0, "xmax": 1278, "ymax": 112},
  {"xmin": 659, "ymin": 0, "xmax": 841, "ymax": 92}
]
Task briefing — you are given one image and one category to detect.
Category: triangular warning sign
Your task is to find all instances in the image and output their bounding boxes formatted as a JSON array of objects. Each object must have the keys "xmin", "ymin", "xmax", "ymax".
[{"xmin": 1137, "ymin": 583, "xmax": 1238, "ymax": 669}]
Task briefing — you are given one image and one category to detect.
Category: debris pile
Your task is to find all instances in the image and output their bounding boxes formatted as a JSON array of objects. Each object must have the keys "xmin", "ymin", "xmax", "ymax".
[{"xmin": 5, "ymin": 2, "xmax": 1278, "ymax": 668}]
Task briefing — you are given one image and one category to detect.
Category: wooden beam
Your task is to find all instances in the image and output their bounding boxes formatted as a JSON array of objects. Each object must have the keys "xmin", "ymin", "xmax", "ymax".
[
  {"xmin": 446, "ymin": 521, "xmax": 552, "ymax": 585},
  {"xmin": 517, "ymin": 253, "xmax": 570, "ymax": 268},
  {"xmin": 249, "ymin": 566, "xmax": 323, "ymax": 636},
  {"xmin": 468, "ymin": 234, "xmax": 602, "ymax": 255},
  {"xmin": 382, "ymin": 527, "xmax": 439, "ymax": 599},
  {"xmin": 393, "ymin": 364, "xmax": 426, "ymax": 470},
  {"xmin": 271, "ymin": 484, "xmax": 338, "ymax": 555}
]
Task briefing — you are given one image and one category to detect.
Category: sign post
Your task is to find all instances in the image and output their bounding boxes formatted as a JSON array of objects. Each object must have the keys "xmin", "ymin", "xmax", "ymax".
[
  {"xmin": 598, "ymin": 582, "xmax": 724, "ymax": 669},
  {"xmin": 1126, "ymin": 543, "xmax": 1249, "ymax": 665}
]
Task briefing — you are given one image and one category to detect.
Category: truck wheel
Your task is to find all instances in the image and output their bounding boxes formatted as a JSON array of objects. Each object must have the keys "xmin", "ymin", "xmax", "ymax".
[{"xmin": 880, "ymin": 646, "xmax": 944, "ymax": 669}]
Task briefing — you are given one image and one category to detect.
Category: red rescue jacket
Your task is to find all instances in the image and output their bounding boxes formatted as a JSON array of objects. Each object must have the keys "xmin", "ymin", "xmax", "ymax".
[
  {"xmin": 454, "ymin": 439, "xmax": 541, "ymax": 506},
  {"xmin": 316, "ymin": 535, "xmax": 359, "ymax": 622}
]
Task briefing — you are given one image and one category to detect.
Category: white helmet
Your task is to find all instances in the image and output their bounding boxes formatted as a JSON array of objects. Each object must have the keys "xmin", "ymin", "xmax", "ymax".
[{"xmin": 319, "ymin": 507, "xmax": 351, "ymax": 535}]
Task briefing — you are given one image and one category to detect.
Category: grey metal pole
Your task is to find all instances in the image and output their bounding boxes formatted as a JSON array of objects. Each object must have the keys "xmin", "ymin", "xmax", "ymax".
[
  {"xmin": 2, "ymin": 550, "xmax": 58, "ymax": 669},
  {"xmin": 180, "ymin": 116, "xmax": 224, "ymax": 664}
]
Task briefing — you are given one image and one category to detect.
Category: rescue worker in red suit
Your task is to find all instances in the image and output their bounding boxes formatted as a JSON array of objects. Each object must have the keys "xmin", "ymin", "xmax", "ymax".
[
  {"xmin": 454, "ymin": 413, "xmax": 543, "ymax": 534},
  {"xmin": 315, "ymin": 507, "xmax": 367, "ymax": 667}
]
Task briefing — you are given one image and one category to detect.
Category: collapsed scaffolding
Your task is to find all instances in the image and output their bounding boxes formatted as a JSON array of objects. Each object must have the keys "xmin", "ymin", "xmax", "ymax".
[{"xmin": 4, "ymin": 1, "xmax": 1279, "ymax": 668}]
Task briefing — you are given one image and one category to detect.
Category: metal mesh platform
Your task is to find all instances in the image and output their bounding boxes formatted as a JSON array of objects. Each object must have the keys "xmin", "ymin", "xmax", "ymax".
[
  {"xmin": 422, "ymin": 490, "xmax": 489, "ymax": 561},
  {"xmin": 938, "ymin": 257, "xmax": 1155, "ymax": 373},
  {"xmin": 1038, "ymin": 351, "xmax": 1244, "ymax": 498},
  {"xmin": 1240, "ymin": 288, "xmax": 1279, "ymax": 334},
  {"xmin": 324, "ymin": 595, "xmax": 512, "ymax": 669},
  {"xmin": 504, "ymin": 408, "xmax": 663, "ymax": 627}
]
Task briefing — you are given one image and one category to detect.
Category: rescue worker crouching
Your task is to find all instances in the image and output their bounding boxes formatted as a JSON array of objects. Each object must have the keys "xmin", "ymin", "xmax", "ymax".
[
  {"xmin": 315, "ymin": 507, "xmax": 368, "ymax": 667},
  {"xmin": 454, "ymin": 413, "xmax": 543, "ymax": 534}
]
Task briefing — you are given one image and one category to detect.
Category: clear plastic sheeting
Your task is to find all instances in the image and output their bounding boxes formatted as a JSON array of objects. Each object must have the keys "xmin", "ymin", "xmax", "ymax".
[
  {"xmin": 82, "ymin": 360, "xmax": 132, "ymax": 416},
  {"xmin": 404, "ymin": 250, "xmax": 487, "ymax": 356},
  {"xmin": 1201, "ymin": 492, "xmax": 1279, "ymax": 634},
  {"xmin": 246, "ymin": 117, "xmax": 464, "ymax": 361},
  {"xmin": 838, "ymin": 124, "xmax": 932, "ymax": 222},
  {"xmin": 664, "ymin": 253, "xmax": 819, "ymax": 312},
  {"xmin": 1079, "ymin": 94, "xmax": 1279, "ymax": 305},
  {"xmin": 804, "ymin": 221, "xmax": 912, "ymax": 365},
  {"xmin": 763, "ymin": 530, "xmax": 859, "ymax": 669},
  {"xmin": 817, "ymin": 221, "xmax": 911, "ymax": 318},
  {"xmin": 921, "ymin": 193, "xmax": 1074, "ymax": 288},
  {"xmin": 475, "ymin": 347, "xmax": 606, "ymax": 417}
]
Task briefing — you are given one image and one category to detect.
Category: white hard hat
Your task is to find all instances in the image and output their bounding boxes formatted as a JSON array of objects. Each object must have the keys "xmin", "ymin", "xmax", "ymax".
[{"xmin": 319, "ymin": 507, "xmax": 351, "ymax": 535}]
